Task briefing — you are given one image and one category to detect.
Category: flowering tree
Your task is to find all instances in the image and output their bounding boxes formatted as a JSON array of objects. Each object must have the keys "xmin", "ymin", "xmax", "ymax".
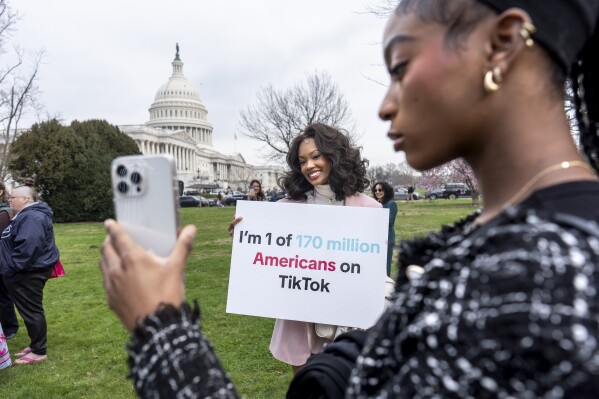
[{"xmin": 420, "ymin": 158, "xmax": 480, "ymax": 205}]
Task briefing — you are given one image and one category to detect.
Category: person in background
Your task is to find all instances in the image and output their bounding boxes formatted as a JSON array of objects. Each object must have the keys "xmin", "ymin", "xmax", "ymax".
[
  {"xmin": 372, "ymin": 181, "xmax": 397, "ymax": 277},
  {"xmin": 407, "ymin": 184, "xmax": 415, "ymax": 202},
  {"xmin": 0, "ymin": 322, "xmax": 11, "ymax": 369},
  {"xmin": 247, "ymin": 179, "xmax": 265, "ymax": 201},
  {"xmin": 216, "ymin": 191, "xmax": 223, "ymax": 207},
  {"xmin": 0, "ymin": 183, "xmax": 17, "ymax": 340},
  {"xmin": 0, "ymin": 183, "xmax": 59, "ymax": 365},
  {"xmin": 270, "ymin": 188, "xmax": 278, "ymax": 202},
  {"xmin": 99, "ymin": 0, "xmax": 599, "ymax": 397}
]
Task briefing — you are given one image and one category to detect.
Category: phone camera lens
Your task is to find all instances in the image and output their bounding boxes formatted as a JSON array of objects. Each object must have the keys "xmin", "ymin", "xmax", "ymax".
[
  {"xmin": 116, "ymin": 165, "xmax": 127, "ymax": 177},
  {"xmin": 117, "ymin": 182, "xmax": 128, "ymax": 194},
  {"xmin": 130, "ymin": 172, "xmax": 142, "ymax": 184}
]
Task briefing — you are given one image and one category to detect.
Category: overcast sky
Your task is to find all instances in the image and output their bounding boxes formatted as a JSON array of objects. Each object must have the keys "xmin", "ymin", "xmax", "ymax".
[{"xmin": 13, "ymin": 0, "xmax": 402, "ymax": 167}]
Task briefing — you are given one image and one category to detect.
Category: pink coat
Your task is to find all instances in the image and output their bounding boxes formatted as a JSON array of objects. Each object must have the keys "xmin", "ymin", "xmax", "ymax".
[{"xmin": 269, "ymin": 192, "xmax": 382, "ymax": 366}]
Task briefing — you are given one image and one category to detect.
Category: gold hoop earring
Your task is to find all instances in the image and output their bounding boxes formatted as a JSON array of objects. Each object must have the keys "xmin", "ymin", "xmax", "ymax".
[
  {"xmin": 519, "ymin": 22, "xmax": 537, "ymax": 47},
  {"xmin": 484, "ymin": 66, "xmax": 502, "ymax": 92}
]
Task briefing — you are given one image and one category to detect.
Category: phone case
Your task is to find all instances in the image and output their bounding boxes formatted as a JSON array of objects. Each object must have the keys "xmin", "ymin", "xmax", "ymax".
[{"xmin": 111, "ymin": 154, "xmax": 179, "ymax": 257}]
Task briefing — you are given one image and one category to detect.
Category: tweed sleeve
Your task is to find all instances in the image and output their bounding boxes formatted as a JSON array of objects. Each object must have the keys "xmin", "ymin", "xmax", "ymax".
[{"xmin": 127, "ymin": 302, "xmax": 239, "ymax": 399}]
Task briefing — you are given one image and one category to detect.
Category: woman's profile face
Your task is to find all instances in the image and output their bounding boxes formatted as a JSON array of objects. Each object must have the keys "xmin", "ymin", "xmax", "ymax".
[
  {"xmin": 298, "ymin": 137, "xmax": 331, "ymax": 186},
  {"xmin": 374, "ymin": 184, "xmax": 385, "ymax": 200},
  {"xmin": 379, "ymin": 11, "xmax": 488, "ymax": 170}
]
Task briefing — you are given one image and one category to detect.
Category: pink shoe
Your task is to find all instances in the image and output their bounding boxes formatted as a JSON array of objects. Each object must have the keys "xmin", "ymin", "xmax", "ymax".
[
  {"xmin": 14, "ymin": 355, "xmax": 47, "ymax": 365},
  {"xmin": 16, "ymin": 347, "xmax": 32, "ymax": 357}
]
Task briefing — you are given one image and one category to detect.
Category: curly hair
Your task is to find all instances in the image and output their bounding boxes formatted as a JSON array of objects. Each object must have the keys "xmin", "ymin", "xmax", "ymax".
[
  {"xmin": 279, "ymin": 123, "xmax": 370, "ymax": 201},
  {"xmin": 0, "ymin": 182, "xmax": 8, "ymax": 203},
  {"xmin": 372, "ymin": 181, "xmax": 394, "ymax": 204},
  {"xmin": 248, "ymin": 179, "xmax": 265, "ymax": 201}
]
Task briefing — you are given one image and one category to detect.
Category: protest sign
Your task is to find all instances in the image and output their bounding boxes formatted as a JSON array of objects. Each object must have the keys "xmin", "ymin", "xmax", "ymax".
[{"xmin": 226, "ymin": 200, "xmax": 389, "ymax": 328}]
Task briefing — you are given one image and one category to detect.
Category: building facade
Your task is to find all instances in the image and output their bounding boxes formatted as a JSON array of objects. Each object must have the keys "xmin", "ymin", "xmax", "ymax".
[{"xmin": 120, "ymin": 46, "xmax": 284, "ymax": 192}]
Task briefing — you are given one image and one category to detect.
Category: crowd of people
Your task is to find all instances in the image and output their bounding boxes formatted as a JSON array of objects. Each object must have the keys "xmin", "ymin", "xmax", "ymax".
[{"xmin": 0, "ymin": 181, "xmax": 60, "ymax": 367}]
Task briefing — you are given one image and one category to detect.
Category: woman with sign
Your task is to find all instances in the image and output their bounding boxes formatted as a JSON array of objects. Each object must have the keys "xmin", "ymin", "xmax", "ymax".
[
  {"xmin": 100, "ymin": 0, "xmax": 599, "ymax": 397},
  {"xmin": 228, "ymin": 123, "xmax": 380, "ymax": 373},
  {"xmin": 266, "ymin": 123, "xmax": 380, "ymax": 373}
]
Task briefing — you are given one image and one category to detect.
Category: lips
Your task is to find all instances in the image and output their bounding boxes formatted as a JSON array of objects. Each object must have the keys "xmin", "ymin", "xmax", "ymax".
[
  {"xmin": 308, "ymin": 171, "xmax": 322, "ymax": 180},
  {"xmin": 388, "ymin": 131, "xmax": 405, "ymax": 152}
]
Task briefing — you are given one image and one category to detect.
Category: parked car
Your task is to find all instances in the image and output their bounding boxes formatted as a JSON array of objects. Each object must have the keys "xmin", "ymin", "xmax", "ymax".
[
  {"xmin": 224, "ymin": 193, "xmax": 248, "ymax": 206},
  {"xmin": 425, "ymin": 183, "xmax": 471, "ymax": 200},
  {"xmin": 193, "ymin": 195, "xmax": 215, "ymax": 207},
  {"xmin": 425, "ymin": 187, "xmax": 445, "ymax": 200},
  {"xmin": 179, "ymin": 195, "xmax": 201, "ymax": 207},
  {"xmin": 441, "ymin": 183, "xmax": 471, "ymax": 199},
  {"xmin": 394, "ymin": 187, "xmax": 419, "ymax": 201}
]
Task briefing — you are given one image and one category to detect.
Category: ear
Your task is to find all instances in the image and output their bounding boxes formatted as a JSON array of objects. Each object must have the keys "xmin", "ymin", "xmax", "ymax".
[{"xmin": 485, "ymin": 8, "xmax": 535, "ymax": 75}]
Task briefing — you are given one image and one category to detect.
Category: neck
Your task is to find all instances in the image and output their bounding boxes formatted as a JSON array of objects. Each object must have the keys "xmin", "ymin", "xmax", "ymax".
[{"xmin": 468, "ymin": 98, "xmax": 595, "ymax": 216}]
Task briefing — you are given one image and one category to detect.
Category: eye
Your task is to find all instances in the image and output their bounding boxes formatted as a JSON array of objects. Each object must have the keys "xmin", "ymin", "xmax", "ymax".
[{"xmin": 389, "ymin": 60, "xmax": 409, "ymax": 81}]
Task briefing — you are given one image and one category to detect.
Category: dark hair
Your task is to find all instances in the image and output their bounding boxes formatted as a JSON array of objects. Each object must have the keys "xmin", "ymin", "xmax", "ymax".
[
  {"xmin": 0, "ymin": 182, "xmax": 7, "ymax": 203},
  {"xmin": 395, "ymin": 0, "xmax": 494, "ymax": 47},
  {"xmin": 372, "ymin": 181, "xmax": 394, "ymax": 204},
  {"xmin": 279, "ymin": 123, "xmax": 370, "ymax": 201},
  {"xmin": 249, "ymin": 179, "xmax": 265, "ymax": 200},
  {"xmin": 573, "ymin": 32, "xmax": 599, "ymax": 173},
  {"xmin": 395, "ymin": 0, "xmax": 598, "ymax": 173},
  {"xmin": 395, "ymin": 0, "xmax": 564, "ymax": 90}
]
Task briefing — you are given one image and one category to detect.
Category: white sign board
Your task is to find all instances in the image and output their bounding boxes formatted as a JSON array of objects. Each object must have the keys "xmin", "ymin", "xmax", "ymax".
[{"xmin": 226, "ymin": 200, "xmax": 389, "ymax": 328}]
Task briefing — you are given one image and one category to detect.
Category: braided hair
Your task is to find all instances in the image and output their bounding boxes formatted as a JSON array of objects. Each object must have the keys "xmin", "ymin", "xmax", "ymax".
[{"xmin": 572, "ymin": 30, "xmax": 599, "ymax": 172}]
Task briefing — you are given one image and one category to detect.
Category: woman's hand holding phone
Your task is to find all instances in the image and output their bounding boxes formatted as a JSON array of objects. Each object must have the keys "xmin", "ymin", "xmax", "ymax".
[{"xmin": 100, "ymin": 219, "xmax": 196, "ymax": 332}]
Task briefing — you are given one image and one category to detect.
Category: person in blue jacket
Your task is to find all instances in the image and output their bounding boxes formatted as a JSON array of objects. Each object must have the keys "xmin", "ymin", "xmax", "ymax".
[{"xmin": 0, "ymin": 184, "xmax": 59, "ymax": 365}]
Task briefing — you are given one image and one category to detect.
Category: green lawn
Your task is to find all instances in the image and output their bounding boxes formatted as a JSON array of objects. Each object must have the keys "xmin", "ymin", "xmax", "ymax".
[{"xmin": 0, "ymin": 199, "xmax": 477, "ymax": 398}]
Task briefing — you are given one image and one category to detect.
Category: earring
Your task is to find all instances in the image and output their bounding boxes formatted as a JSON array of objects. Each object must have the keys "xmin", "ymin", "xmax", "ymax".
[
  {"xmin": 519, "ymin": 22, "xmax": 537, "ymax": 47},
  {"xmin": 483, "ymin": 66, "xmax": 502, "ymax": 92}
]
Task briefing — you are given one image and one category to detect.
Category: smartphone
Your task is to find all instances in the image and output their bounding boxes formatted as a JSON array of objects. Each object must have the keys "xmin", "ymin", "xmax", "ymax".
[{"xmin": 111, "ymin": 154, "xmax": 179, "ymax": 257}]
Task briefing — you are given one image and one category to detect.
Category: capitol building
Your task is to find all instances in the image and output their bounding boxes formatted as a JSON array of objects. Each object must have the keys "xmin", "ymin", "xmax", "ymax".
[{"xmin": 119, "ymin": 46, "xmax": 285, "ymax": 192}]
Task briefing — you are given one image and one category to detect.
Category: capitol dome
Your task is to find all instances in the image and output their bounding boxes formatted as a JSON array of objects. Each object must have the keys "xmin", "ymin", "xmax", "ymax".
[
  {"xmin": 146, "ymin": 44, "xmax": 213, "ymax": 146},
  {"xmin": 119, "ymin": 44, "xmax": 284, "ymax": 194}
]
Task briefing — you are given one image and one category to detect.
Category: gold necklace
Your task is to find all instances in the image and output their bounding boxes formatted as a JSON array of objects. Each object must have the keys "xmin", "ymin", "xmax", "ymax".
[
  {"xmin": 312, "ymin": 189, "xmax": 335, "ymax": 204},
  {"xmin": 475, "ymin": 160, "xmax": 596, "ymax": 226}
]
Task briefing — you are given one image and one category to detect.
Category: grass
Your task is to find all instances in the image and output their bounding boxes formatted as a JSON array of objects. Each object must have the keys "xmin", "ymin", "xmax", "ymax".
[{"xmin": 0, "ymin": 199, "xmax": 477, "ymax": 398}]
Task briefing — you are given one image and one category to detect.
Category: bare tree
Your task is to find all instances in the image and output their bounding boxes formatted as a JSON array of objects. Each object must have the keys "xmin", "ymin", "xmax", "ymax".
[
  {"xmin": 238, "ymin": 70, "xmax": 356, "ymax": 163},
  {"xmin": 0, "ymin": 0, "xmax": 43, "ymax": 181},
  {"xmin": 368, "ymin": 161, "xmax": 417, "ymax": 187},
  {"xmin": 364, "ymin": 0, "xmax": 398, "ymax": 17}
]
